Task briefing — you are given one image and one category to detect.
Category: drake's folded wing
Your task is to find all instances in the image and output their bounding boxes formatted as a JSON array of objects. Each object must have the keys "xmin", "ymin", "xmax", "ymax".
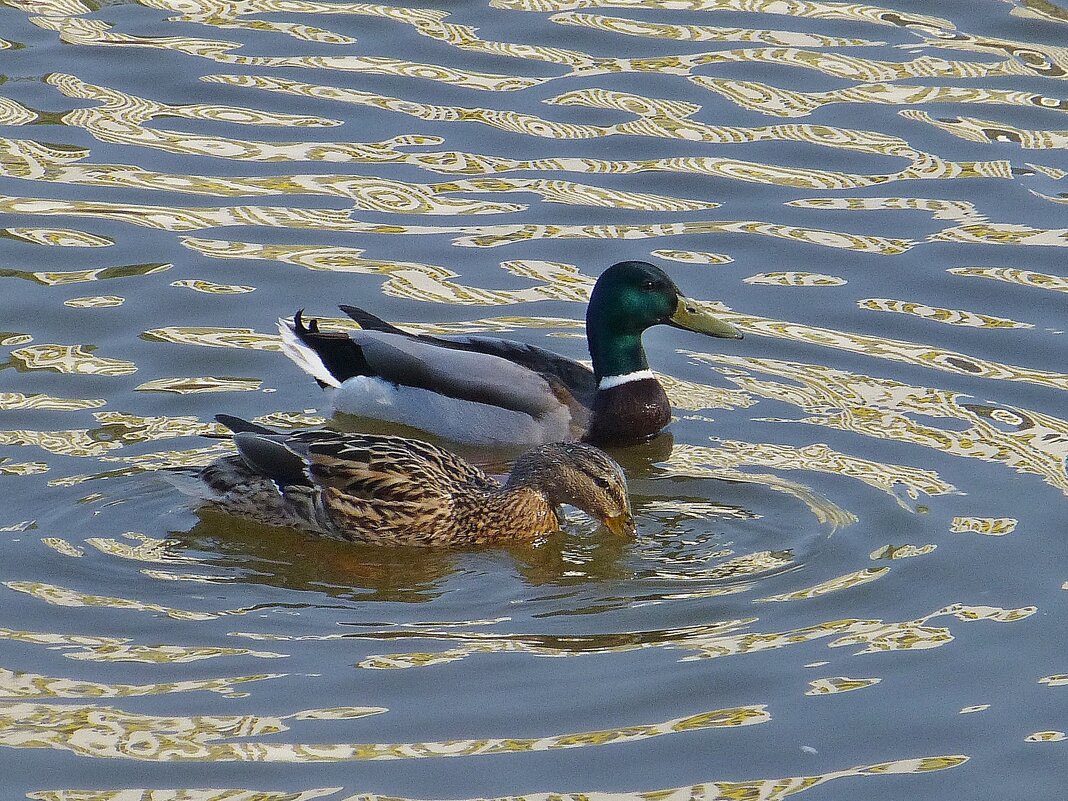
[
  {"xmin": 430, "ymin": 335, "xmax": 597, "ymax": 405},
  {"xmin": 336, "ymin": 305, "xmax": 595, "ymax": 400},
  {"xmin": 354, "ymin": 331, "xmax": 565, "ymax": 418}
]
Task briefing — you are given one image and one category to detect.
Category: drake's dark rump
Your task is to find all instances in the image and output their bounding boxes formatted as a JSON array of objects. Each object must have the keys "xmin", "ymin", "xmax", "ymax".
[
  {"xmin": 290, "ymin": 312, "xmax": 373, "ymax": 385},
  {"xmin": 583, "ymin": 379, "xmax": 671, "ymax": 446}
]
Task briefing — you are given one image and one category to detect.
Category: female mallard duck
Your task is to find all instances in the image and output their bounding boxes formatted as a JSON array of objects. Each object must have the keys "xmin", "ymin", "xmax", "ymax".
[
  {"xmin": 199, "ymin": 415, "xmax": 633, "ymax": 546},
  {"xmin": 278, "ymin": 260, "xmax": 741, "ymax": 447}
]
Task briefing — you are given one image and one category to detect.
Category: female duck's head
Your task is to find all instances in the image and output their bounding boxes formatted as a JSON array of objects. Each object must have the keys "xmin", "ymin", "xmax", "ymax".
[
  {"xmin": 508, "ymin": 442, "xmax": 633, "ymax": 536},
  {"xmin": 585, "ymin": 261, "xmax": 742, "ymax": 381}
]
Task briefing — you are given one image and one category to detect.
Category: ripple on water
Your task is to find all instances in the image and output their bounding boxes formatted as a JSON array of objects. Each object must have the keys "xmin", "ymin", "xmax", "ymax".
[{"xmin": 0, "ymin": 0, "xmax": 1065, "ymax": 798}]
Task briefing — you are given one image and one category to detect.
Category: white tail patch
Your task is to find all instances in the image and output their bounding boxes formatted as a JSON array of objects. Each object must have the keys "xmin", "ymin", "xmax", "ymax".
[{"xmin": 277, "ymin": 317, "xmax": 343, "ymax": 388}]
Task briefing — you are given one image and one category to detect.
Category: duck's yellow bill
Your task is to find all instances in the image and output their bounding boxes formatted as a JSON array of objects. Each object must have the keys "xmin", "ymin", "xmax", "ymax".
[
  {"xmin": 603, "ymin": 513, "xmax": 636, "ymax": 537},
  {"xmin": 669, "ymin": 296, "xmax": 743, "ymax": 340}
]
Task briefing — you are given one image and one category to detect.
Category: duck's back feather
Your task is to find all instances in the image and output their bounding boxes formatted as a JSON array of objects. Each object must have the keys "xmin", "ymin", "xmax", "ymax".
[
  {"xmin": 336, "ymin": 305, "xmax": 598, "ymax": 407},
  {"xmin": 354, "ymin": 331, "xmax": 565, "ymax": 418},
  {"xmin": 333, "ymin": 378, "xmax": 576, "ymax": 446},
  {"xmin": 281, "ymin": 310, "xmax": 595, "ymax": 442},
  {"xmin": 422, "ymin": 335, "xmax": 598, "ymax": 408},
  {"xmin": 205, "ymin": 421, "xmax": 506, "ymax": 541},
  {"xmin": 301, "ymin": 431, "xmax": 497, "ymax": 496}
]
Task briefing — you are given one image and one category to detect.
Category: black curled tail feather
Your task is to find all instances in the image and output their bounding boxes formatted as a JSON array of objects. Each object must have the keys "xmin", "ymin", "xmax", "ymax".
[
  {"xmin": 339, "ymin": 304, "xmax": 410, "ymax": 336},
  {"xmin": 215, "ymin": 414, "xmax": 278, "ymax": 435},
  {"xmin": 290, "ymin": 309, "xmax": 373, "ymax": 384}
]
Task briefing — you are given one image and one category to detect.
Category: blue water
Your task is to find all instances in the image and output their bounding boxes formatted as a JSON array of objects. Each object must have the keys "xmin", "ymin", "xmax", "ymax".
[{"xmin": 0, "ymin": 1, "xmax": 1066, "ymax": 798}]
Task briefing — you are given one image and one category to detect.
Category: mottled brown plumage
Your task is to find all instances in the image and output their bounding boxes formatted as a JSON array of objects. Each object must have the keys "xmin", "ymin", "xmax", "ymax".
[{"xmin": 199, "ymin": 417, "xmax": 633, "ymax": 546}]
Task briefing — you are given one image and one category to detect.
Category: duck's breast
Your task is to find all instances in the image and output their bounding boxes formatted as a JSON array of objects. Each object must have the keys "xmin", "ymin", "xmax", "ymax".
[{"xmin": 584, "ymin": 377, "xmax": 671, "ymax": 445}]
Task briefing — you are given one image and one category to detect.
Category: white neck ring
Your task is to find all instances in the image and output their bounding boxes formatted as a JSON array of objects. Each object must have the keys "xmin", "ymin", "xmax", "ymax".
[{"xmin": 598, "ymin": 369, "xmax": 656, "ymax": 390}]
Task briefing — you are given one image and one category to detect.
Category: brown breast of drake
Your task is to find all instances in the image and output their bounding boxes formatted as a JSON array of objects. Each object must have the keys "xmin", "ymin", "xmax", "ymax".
[{"xmin": 583, "ymin": 378, "xmax": 671, "ymax": 446}]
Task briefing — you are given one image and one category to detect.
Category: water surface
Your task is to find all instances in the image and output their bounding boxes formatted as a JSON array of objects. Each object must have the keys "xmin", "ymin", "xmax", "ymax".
[{"xmin": 0, "ymin": 1, "xmax": 1066, "ymax": 799}]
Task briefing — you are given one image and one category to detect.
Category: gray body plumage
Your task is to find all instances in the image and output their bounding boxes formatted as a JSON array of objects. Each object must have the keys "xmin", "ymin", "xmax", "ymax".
[{"xmin": 278, "ymin": 314, "xmax": 595, "ymax": 445}]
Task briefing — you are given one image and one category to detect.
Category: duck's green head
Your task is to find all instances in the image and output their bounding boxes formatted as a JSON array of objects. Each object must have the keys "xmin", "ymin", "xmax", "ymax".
[{"xmin": 586, "ymin": 261, "xmax": 742, "ymax": 380}]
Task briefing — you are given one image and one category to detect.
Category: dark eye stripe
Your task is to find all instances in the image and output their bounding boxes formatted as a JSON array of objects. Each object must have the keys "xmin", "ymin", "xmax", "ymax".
[
  {"xmin": 580, "ymin": 458, "xmax": 622, "ymax": 488},
  {"xmin": 560, "ymin": 444, "xmax": 626, "ymax": 491}
]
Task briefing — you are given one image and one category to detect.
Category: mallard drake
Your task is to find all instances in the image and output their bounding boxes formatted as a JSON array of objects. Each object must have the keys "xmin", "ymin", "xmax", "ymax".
[
  {"xmin": 278, "ymin": 260, "xmax": 742, "ymax": 447},
  {"xmin": 199, "ymin": 415, "xmax": 633, "ymax": 546}
]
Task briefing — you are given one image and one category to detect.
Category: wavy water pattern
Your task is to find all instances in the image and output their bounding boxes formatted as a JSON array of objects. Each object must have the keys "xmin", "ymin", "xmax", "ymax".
[{"xmin": 0, "ymin": 0, "xmax": 1064, "ymax": 798}]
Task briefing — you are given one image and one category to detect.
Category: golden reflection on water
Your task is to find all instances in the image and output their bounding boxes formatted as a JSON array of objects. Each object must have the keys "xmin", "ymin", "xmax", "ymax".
[
  {"xmin": 31, "ymin": 792, "xmax": 341, "ymax": 801},
  {"xmin": 870, "ymin": 543, "xmax": 937, "ymax": 560},
  {"xmin": 652, "ymin": 248, "xmax": 734, "ymax": 264},
  {"xmin": 805, "ymin": 675, "xmax": 881, "ymax": 695},
  {"xmin": 63, "ymin": 295, "xmax": 125, "ymax": 308},
  {"xmin": 698, "ymin": 77, "xmax": 1068, "ymax": 118},
  {"xmin": 667, "ymin": 440, "xmax": 955, "ymax": 506},
  {"xmin": 21, "ymin": 755, "xmax": 969, "ymax": 800},
  {"xmin": 1025, "ymin": 731, "xmax": 1066, "ymax": 742},
  {"xmin": 856, "ymin": 299, "xmax": 1033, "ymax": 329},
  {"xmin": 682, "ymin": 353, "xmax": 1068, "ymax": 496},
  {"xmin": 8, "ymin": 344, "xmax": 137, "ymax": 376},
  {"xmin": 0, "ymin": 392, "xmax": 105, "ymax": 411},
  {"xmin": 40, "ymin": 537, "xmax": 84, "ymax": 557},
  {"xmin": 0, "ymin": 666, "xmax": 282, "ymax": 698},
  {"xmin": 135, "ymin": 377, "xmax": 264, "ymax": 394},
  {"xmin": 757, "ymin": 567, "xmax": 889, "ymax": 602},
  {"xmin": 949, "ymin": 266, "xmax": 1068, "ymax": 294},
  {"xmin": 745, "ymin": 272, "xmax": 847, "ymax": 286},
  {"xmin": 0, "ymin": 459, "xmax": 50, "ymax": 476},
  {"xmin": 0, "ymin": 226, "xmax": 113, "ymax": 247},
  {"xmin": 172, "ymin": 279, "xmax": 257, "ymax": 295},
  {"xmin": 0, "ymin": 700, "xmax": 764, "ymax": 761},
  {"xmin": 0, "ymin": 261, "xmax": 172, "ymax": 286},
  {"xmin": 5, "ymin": 580, "xmax": 235, "ymax": 621},
  {"xmin": 950, "ymin": 517, "xmax": 1018, "ymax": 536},
  {"xmin": 903, "ymin": 111, "xmax": 1068, "ymax": 149},
  {"xmin": 0, "ymin": 624, "xmax": 285, "ymax": 664},
  {"xmin": 247, "ymin": 601, "xmax": 1039, "ymax": 672}
]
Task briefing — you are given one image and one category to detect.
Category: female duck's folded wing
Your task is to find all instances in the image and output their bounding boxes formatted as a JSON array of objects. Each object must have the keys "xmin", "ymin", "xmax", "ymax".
[
  {"xmin": 214, "ymin": 414, "xmax": 282, "ymax": 436},
  {"xmin": 212, "ymin": 415, "xmax": 312, "ymax": 486},
  {"xmin": 220, "ymin": 420, "xmax": 491, "ymax": 496},
  {"xmin": 231, "ymin": 431, "xmax": 312, "ymax": 487},
  {"xmin": 300, "ymin": 432, "xmax": 495, "ymax": 496}
]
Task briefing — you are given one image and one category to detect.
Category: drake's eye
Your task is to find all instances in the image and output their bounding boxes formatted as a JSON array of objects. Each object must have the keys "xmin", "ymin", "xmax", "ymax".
[{"xmin": 641, "ymin": 280, "xmax": 658, "ymax": 291}]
